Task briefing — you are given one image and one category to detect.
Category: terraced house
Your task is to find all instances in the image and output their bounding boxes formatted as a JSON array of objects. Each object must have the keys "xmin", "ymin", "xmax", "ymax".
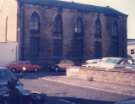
[{"xmin": 0, "ymin": 0, "xmax": 128, "ymax": 65}]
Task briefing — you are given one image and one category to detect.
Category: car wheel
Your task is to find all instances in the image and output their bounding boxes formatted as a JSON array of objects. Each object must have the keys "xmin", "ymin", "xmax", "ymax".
[
  {"xmin": 55, "ymin": 66, "xmax": 60, "ymax": 72},
  {"xmin": 30, "ymin": 93, "xmax": 46, "ymax": 104},
  {"xmin": 11, "ymin": 68, "xmax": 16, "ymax": 72},
  {"xmin": 0, "ymin": 99, "xmax": 8, "ymax": 104},
  {"xmin": 34, "ymin": 68, "xmax": 38, "ymax": 72},
  {"xmin": 19, "ymin": 72, "xmax": 23, "ymax": 76},
  {"xmin": 50, "ymin": 65, "xmax": 60, "ymax": 72},
  {"xmin": 3, "ymin": 100, "xmax": 8, "ymax": 104}
]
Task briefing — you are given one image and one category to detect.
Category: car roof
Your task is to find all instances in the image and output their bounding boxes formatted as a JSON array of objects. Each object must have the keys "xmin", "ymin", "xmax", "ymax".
[
  {"xmin": 102, "ymin": 57, "xmax": 123, "ymax": 59},
  {"xmin": 0, "ymin": 66, "xmax": 7, "ymax": 69}
]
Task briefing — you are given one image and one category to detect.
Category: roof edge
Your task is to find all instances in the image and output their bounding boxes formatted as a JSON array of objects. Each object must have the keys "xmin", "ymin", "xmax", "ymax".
[{"xmin": 19, "ymin": 0, "xmax": 127, "ymax": 16}]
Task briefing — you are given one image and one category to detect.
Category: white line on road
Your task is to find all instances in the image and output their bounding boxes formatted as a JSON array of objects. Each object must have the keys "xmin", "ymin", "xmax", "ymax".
[{"xmin": 58, "ymin": 99, "xmax": 77, "ymax": 104}]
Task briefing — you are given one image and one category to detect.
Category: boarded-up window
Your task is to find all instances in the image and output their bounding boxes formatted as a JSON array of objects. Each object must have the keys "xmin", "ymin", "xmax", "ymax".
[
  {"xmin": 30, "ymin": 37, "xmax": 40, "ymax": 57},
  {"xmin": 94, "ymin": 41, "xmax": 102, "ymax": 58},
  {"xmin": 73, "ymin": 39, "xmax": 84, "ymax": 57},
  {"xmin": 53, "ymin": 39, "xmax": 63, "ymax": 57}
]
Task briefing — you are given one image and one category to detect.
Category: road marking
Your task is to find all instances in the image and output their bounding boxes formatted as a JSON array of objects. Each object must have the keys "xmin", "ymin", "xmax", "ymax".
[
  {"xmin": 58, "ymin": 99, "xmax": 76, "ymax": 104},
  {"xmin": 41, "ymin": 77, "xmax": 135, "ymax": 97}
]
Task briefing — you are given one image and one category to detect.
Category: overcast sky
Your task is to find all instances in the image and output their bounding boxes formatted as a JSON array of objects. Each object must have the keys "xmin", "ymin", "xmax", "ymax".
[
  {"xmin": 61, "ymin": 0, "xmax": 135, "ymax": 39},
  {"xmin": 0, "ymin": 0, "xmax": 135, "ymax": 41}
]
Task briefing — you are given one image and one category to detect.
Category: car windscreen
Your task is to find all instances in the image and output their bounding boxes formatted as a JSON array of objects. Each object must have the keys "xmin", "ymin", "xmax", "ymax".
[
  {"xmin": 102, "ymin": 58, "xmax": 122, "ymax": 64},
  {"xmin": 0, "ymin": 69, "xmax": 17, "ymax": 82}
]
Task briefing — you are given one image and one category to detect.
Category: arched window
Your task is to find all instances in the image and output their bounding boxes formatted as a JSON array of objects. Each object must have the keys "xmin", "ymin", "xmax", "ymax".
[
  {"xmin": 29, "ymin": 12, "xmax": 40, "ymax": 33},
  {"xmin": 52, "ymin": 14, "xmax": 63, "ymax": 61},
  {"xmin": 29, "ymin": 12, "xmax": 40, "ymax": 61},
  {"xmin": 53, "ymin": 14, "xmax": 63, "ymax": 35},
  {"xmin": 74, "ymin": 17, "xmax": 83, "ymax": 37},
  {"xmin": 30, "ymin": 37, "xmax": 40, "ymax": 57},
  {"xmin": 95, "ymin": 17, "xmax": 102, "ymax": 38},
  {"xmin": 94, "ymin": 15, "xmax": 102, "ymax": 58},
  {"xmin": 111, "ymin": 22, "xmax": 119, "ymax": 56},
  {"xmin": 72, "ymin": 17, "xmax": 84, "ymax": 61}
]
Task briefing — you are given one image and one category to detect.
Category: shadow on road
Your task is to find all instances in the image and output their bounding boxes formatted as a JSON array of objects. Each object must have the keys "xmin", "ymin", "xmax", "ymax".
[
  {"xmin": 20, "ymin": 70, "xmax": 66, "ymax": 79},
  {"xmin": 46, "ymin": 96, "xmax": 114, "ymax": 104}
]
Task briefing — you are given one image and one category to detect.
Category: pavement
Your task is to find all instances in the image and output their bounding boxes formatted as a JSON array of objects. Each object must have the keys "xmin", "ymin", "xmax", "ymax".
[{"xmin": 41, "ymin": 76, "xmax": 135, "ymax": 97}]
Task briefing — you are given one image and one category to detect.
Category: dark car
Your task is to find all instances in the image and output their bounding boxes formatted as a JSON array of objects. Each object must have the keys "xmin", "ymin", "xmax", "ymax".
[
  {"xmin": 49, "ymin": 59, "xmax": 75, "ymax": 72},
  {"xmin": 48, "ymin": 59, "xmax": 74, "ymax": 72},
  {"xmin": 114, "ymin": 98, "xmax": 135, "ymax": 104},
  {"xmin": 56, "ymin": 59, "xmax": 74, "ymax": 70},
  {"xmin": 0, "ymin": 67, "xmax": 46, "ymax": 104}
]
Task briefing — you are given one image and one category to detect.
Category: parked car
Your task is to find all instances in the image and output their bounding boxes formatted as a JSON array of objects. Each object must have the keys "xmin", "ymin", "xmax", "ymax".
[
  {"xmin": 48, "ymin": 65, "xmax": 64, "ymax": 72},
  {"xmin": 55, "ymin": 59, "xmax": 74, "ymax": 70},
  {"xmin": 81, "ymin": 59, "xmax": 101, "ymax": 67},
  {"xmin": 95, "ymin": 57, "xmax": 124, "ymax": 69},
  {"xmin": 7, "ymin": 61, "xmax": 41, "ymax": 72},
  {"xmin": 49, "ymin": 59, "xmax": 75, "ymax": 72},
  {"xmin": 114, "ymin": 98, "xmax": 135, "ymax": 104},
  {"xmin": 97, "ymin": 57, "xmax": 135, "ymax": 69},
  {"xmin": 82, "ymin": 57, "xmax": 135, "ymax": 70},
  {"xmin": 0, "ymin": 67, "xmax": 46, "ymax": 104}
]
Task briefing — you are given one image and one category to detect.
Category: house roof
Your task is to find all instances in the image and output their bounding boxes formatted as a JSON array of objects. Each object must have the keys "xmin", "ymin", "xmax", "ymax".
[{"xmin": 19, "ymin": 0, "xmax": 127, "ymax": 16}]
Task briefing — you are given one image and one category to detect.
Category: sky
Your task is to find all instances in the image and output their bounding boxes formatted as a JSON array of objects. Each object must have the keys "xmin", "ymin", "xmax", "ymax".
[
  {"xmin": 61, "ymin": 0, "xmax": 135, "ymax": 39},
  {"xmin": 0, "ymin": 0, "xmax": 135, "ymax": 41}
]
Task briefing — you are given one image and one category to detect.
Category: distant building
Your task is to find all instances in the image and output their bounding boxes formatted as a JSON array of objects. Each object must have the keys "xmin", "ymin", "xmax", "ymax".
[
  {"xmin": 0, "ymin": 0, "xmax": 18, "ymax": 66},
  {"xmin": 0, "ymin": 0, "xmax": 128, "ymax": 65},
  {"xmin": 128, "ymin": 39, "xmax": 135, "ymax": 58}
]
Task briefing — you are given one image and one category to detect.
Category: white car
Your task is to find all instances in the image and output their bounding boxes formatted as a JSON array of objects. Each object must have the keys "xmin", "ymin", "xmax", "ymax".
[
  {"xmin": 99, "ymin": 57, "xmax": 135, "ymax": 69},
  {"xmin": 96, "ymin": 57, "xmax": 123, "ymax": 69},
  {"xmin": 82, "ymin": 57, "xmax": 135, "ymax": 70},
  {"xmin": 81, "ymin": 59, "xmax": 101, "ymax": 68}
]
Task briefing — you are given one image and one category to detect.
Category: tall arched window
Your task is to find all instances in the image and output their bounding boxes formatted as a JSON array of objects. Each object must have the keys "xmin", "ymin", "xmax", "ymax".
[
  {"xmin": 95, "ymin": 17, "xmax": 102, "ymax": 38},
  {"xmin": 53, "ymin": 14, "xmax": 63, "ymax": 35},
  {"xmin": 111, "ymin": 22, "xmax": 119, "ymax": 56},
  {"xmin": 72, "ymin": 17, "xmax": 84, "ymax": 62},
  {"xmin": 52, "ymin": 14, "xmax": 63, "ymax": 61},
  {"xmin": 94, "ymin": 15, "xmax": 102, "ymax": 58},
  {"xmin": 29, "ymin": 12, "xmax": 40, "ymax": 61},
  {"xmin": 29, "ymin": 12, "xmax": 40, "ymax": 33},
  {"xmin": 74, "ymin": 17, "xmax": 83, "ymax": 37}
]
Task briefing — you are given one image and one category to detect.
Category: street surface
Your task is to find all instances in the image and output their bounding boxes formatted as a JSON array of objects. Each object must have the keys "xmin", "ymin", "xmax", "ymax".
[{"xmin": 20, "ymin": 72, "xmax": 134, "ymax": 104}]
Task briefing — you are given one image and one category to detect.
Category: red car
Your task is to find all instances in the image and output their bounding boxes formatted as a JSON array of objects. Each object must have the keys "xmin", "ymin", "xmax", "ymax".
[{"xmin": 7, "ymin": 61, "xmax": 41, "ymax": 72}]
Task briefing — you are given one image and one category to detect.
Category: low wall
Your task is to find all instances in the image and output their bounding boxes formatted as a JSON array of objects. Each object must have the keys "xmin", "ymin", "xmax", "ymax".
[{"xmin": 67, "ymin": 67, "xmax": 135, "ymax": 86}]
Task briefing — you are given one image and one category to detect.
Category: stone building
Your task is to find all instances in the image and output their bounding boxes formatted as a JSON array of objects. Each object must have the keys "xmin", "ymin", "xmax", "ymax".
[{"xmin": 16, "ymin": 0, "xmax": 127, "ymax": 65}]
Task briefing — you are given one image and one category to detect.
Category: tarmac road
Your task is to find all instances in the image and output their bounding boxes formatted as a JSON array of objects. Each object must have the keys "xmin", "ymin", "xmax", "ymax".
[{"xmin": 20, "ymin": 72, "xmax": 133, "ymax": 104}]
